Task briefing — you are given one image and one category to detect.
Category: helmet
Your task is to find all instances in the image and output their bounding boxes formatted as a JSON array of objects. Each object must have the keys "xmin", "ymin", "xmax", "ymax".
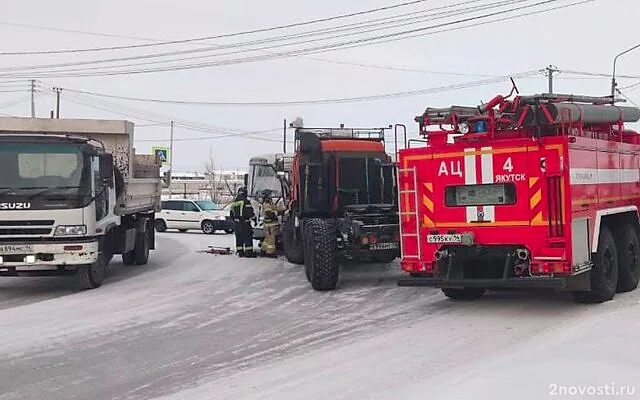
[
  {"xmin": 237, "ymin": 186, "xmax": 248, "ymax": 198},
  {"xmin": 261, "ymin": 189, "xmax": 272, "ymax": 200}
]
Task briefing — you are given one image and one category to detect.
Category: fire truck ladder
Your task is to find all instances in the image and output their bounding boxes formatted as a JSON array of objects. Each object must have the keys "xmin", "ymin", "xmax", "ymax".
[{"xmin": 397, "ymin": 166, "xmax": 421, "ymax": 260}]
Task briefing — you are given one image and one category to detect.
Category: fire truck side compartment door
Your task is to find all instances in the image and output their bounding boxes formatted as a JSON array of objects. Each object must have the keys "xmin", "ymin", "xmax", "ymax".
[
  {"xmin": 571, "ymin": 217, "xmax": 590, "ymax": 266},
  {"xmin": 542, "ymin": 149, "xmax": 562, "ymax": 176}
]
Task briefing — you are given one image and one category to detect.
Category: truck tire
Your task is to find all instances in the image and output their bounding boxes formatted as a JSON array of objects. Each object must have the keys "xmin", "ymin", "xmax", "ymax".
[
  {"xmin": 154, "ymin": 219, "xmax": 167, "ymax": 232},
  {"xmin": 103, "ymin": 230, "xmax": 114, "ymax": 265},
  {"xmin": 122, "ymin": 251, "xmax": 136, "ymax": 265},
  {"xmin": 134, "ymin": 231, "xmax": 150, "ymax": 265},
  {"xmin": 304, "ymin": 218, "xmax": 339, "ymax": 291},
  {"xmin": 283, "ymin": 217, "xmax": 304, "ymax": 265},
  {"xmin": 615, "ymin": 224, "xmax": 640, "ymax": 293},
  {"xmin": 441, "ymin": 288, "xmax": 485, "ymax": 300},
  {"xmin": 574, "ymin": 225, "xmax": 619, "ymax": 303},
  {"xmin": 78, "ymin": 252, "xmax": 106, "ymax": 289}
]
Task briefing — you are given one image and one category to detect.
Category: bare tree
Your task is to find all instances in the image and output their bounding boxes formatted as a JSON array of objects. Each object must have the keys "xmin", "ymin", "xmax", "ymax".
[
  {"xmin": 204, "ymin": 149, "xmax": 222, "ymax": 204},
  {"xmin": 291, "ymin": 116, "xmax": 304, "ymax": 128}
]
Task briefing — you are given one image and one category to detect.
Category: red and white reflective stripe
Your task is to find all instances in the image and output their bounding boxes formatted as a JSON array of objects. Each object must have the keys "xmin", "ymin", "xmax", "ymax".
[
  {"xmin": 570, "ymin": 168, "xmax": 640, "ymax": 185},
  {"xmin": 463, "ymin": 147, "xmax": 495, "ymax": 222},
  {"xmin": 480, "ymin": 146, "xmax": 494, "ymax": 221},
  {"xmin": 463, "ymin": 148, "xmax": 476, "ymax": 222}
]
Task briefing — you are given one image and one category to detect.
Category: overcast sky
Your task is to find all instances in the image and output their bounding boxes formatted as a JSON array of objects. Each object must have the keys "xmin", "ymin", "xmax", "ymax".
[{"xmin": 0, "ymin": 0, "xmax": 638, "ymax": 172}]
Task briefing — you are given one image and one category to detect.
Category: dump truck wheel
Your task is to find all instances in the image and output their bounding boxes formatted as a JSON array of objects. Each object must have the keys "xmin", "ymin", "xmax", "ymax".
[
  {"xmin": 122, "ymin": 252, "xmax": 136, "ymax": 265},
  {"xmin": 78, "ymin": 252, "xmax": 106, "ymax": 289},
  {"xmin": 615, "ymin": 224, "xmax": 640, "ymax": 293},
  {"xmin": 134, "ymin": 231, "xmax": 150, "ymax": 265},
  {"xmin": 574, "ymin": 225, "xmax": 619, "ymax": 303},
  {"xmin": 283, "ymin": 217, "xmax": 304, "ymax": 265},
  {"xmin": 304, "ymin": 218, "xmax": 339, "ymax": 291},
  {"xmin": 441, "ymin": 288, "xmax": 485, "ymax": 300},
  {"xmin": 154, "ymin": 219, "xmax": 167, "ymax": 232}
]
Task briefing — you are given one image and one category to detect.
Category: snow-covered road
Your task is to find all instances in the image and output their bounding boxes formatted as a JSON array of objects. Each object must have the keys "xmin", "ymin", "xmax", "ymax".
[{"xmin": 1, "ymin": 232, "xmax": 638, "ymax": 399}]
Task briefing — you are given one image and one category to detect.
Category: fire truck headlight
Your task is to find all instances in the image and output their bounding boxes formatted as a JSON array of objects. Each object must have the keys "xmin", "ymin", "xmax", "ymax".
[{"xmin": 458, "ymin": 123, "xmax": 470, "ymax": 134}]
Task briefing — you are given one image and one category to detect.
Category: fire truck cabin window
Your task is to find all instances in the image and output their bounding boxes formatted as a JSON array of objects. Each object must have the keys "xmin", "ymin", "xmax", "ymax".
[{"xmin": 445, "ymin": 183, "xmax": 517, "ymax": 207}]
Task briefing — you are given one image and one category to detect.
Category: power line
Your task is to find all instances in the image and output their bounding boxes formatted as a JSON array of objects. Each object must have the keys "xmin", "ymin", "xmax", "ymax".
[
  {"xmin": 0, "ymin": 0, "xmax": 529, "ymax": 73},
  {"xmin": 617, "ymin": 90, "xmax": 639, "ymax": 108},
  {"xmin": 57, "ymin": 92, "xmax": 287, "ymax": 143},
  {"xmin": 620, "ymin": 81, "xmax": 640, "ymax": 92},
  {"xmin": 0, "ymin": 11, "xmax": 501, "ymax": 79},
  {"xmin": 560, "ymin": 69, "xmax": 640, "ymax": 80},
  {"xmin": 55, "ymin": 70, "xmax": 541, "ymax": 106},
  {"xmin": 0, "ymin": 0, "xmax": 434, "ymax": 55},
  {"xmin": 0, "ymin": 0, "xmax": 594, "ymax": 78}
]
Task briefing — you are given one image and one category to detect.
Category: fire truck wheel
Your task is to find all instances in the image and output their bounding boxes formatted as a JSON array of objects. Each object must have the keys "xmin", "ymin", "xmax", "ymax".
[
  {"xmin": 283, "ymin": 217, "xmax": 304, "ymax": 265},
  {"xmin": 304, "ymin": 218, "xmax": 339, "ymax": 291},
  {"xmin": 441, "ymin": 288, "xmax": 485, "ymax": 300},
  {"xmin": 615, "ymin": 224, "xmax": 640, "ymax": 293},
  {"xmin": 574, "ymin": 225, "xmax": 619, "ymax": 304}
]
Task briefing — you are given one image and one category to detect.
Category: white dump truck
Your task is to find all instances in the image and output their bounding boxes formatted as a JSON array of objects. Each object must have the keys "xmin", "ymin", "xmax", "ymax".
[{"xmin": 0, "ymin": 117, "xmax": 161, "ymax": 289}]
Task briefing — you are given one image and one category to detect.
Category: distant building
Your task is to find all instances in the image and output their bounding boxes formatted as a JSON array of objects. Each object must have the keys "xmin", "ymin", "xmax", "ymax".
[{"xmin": 162, "ymin": 170, "xmax": 245, "ymax": 204}]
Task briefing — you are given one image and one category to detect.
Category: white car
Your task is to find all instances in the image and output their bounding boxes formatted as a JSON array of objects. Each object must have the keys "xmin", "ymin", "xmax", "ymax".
[{"xmin": 155, "ymin": 199, "xmax": 234, "ymax": 234}]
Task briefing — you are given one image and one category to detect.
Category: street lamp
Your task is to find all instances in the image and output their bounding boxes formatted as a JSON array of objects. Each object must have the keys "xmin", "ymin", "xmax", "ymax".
[{"xmin": 611, "ymin": 43, "xmax": 640, "ymax": 101}]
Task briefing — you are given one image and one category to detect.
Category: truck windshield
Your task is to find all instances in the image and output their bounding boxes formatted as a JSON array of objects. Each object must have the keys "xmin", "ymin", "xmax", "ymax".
[
  {"xmin": 248, "ymin": 164, "xmax": 282, "ymax": 198},
  {"xmin": 0, "ymin": 142, "xmax": 88, "ymax": 196},
  {"xmin": 333, "ymin": 154, "xmax": 396, "ymax": 207}
]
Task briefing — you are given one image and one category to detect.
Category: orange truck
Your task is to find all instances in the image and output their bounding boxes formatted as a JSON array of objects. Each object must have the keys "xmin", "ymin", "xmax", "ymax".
[{"xmin": 281, "ymin": 125, "xmax": 400, "ymax": 291}]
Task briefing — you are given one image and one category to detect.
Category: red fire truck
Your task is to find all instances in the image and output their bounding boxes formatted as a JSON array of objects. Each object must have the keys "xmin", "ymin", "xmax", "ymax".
[{"xmin": 396, "ymin": 82, "xmax": 640, "ymax": 303}]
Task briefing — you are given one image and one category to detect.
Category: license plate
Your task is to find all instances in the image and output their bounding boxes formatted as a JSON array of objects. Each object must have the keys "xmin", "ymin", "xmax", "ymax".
[
  {"xmin": 0, "ymin": 244, "xmax": 34, "ymax": 254},
  {"xmin": 427, "ymin": 234, "xmax": 462, "ymax": 244},
  {"xmin": 370, "ymin": 242, "xmax": 398, "ymax": 250}
]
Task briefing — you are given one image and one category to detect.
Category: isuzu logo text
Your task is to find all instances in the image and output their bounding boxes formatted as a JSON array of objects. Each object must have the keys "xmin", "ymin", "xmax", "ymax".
[{"xmin": 0, "ymin": 202, "xmax": 32, "ymax": 210}]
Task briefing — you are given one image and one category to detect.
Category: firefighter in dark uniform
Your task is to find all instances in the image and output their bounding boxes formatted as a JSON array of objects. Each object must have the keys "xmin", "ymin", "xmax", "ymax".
[{"xmin": 229, "ymin": 186, "xmax": 256, "ymax": 257}]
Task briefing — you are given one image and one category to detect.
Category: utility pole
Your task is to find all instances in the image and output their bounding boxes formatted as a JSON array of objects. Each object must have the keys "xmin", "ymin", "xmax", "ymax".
[
  {"xmin": 283, "ymin": 118, "xmax": 287, "ymax": 153},
  {"xmin": 30, "ymin": 80, "xmax": 36, "ymax": 117},
  {"xmin": 168, "ymin": 120, "xmax": 174, "ymax": 197},
  {"xmin": 53, "ymin": 87, "xmax": 62, "ymax": 118},
  {"xmin": 545, "ymin": 65, "xmax": 559, "ymax": 94},
  {"xmin": 611, "ymin": 43, "xmax": 640, "ymax": 101}
]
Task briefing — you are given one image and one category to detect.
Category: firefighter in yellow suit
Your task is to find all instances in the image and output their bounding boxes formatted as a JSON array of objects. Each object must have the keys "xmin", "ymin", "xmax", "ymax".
[{"xmin": 260, "ymin": 189, "xmax": 284, "ymax": 258}]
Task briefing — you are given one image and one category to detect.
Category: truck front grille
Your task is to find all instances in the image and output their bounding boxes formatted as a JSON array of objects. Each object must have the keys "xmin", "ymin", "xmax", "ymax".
[
  {"xmin": 0, "ymin": 220, "xmax": 54, "ymax": 226},
  {"xmin": 0, "ymin": 220, "xmax": 55, "ymax": 236}
]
